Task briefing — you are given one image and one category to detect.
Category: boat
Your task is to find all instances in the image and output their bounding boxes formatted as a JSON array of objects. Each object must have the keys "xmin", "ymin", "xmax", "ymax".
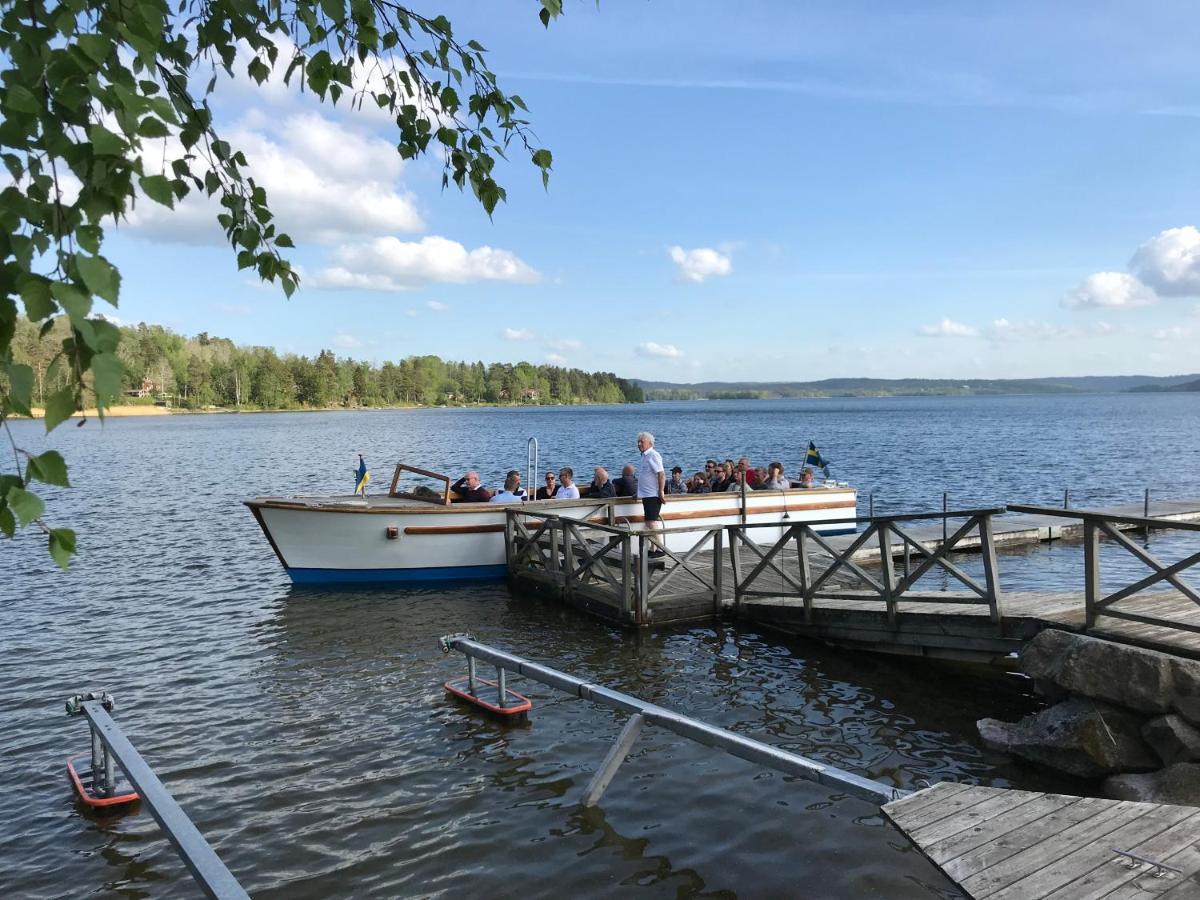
[{"xmin": 246, "ymin": 461, "xmax": 857, "ymax": 585}]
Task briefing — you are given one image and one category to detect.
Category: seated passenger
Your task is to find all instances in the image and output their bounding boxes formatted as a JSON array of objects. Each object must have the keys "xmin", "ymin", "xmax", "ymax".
[
  {"xmin": 555, "ymin": 467, "xmax": 581, "ymax": 499},
  {"xmin": 505, "ymin": 469, "xmax": 528, "ymax": 499},
  {"xmin": 688, "ymin": 472, "xmax": 711, "ymax": 494},
  {"xmin": 726, "ymin": 468, "xmax": 753, "ymax": 491},
  {"xmin": 712, "ymin": 461, "xmax": 734, "ymax": 492},
  {"xmin": 489, "ymin": 473, "xmax": 524, "ymax": 503},
  {"xmin": 799, "ymin": 467, "xmax": 815, "ymax": 488},
  {"xmin": 665, "ymin": 466, "xmax": 688, "ymax": 495},
  {"xmin": 535, "ymin": 471, "xmax": 557, "ymax": 500},
  {"xmin": 760, "ymin": 461, "xmax": 788, "ymax": 490},
  {"xmin": 451, "ymin": 471, "xmax": 492, "ymax": 502},
  {"xmin": 613, "ymin": 464, "xmax": 637, "ymax": 497},
  {"xmin": 738, "ymin": 457, "xmax": 759, "ymax": 487},
  {"xmin": 588, "ymin": 466, "xmax": 615, "ymax": 498}
]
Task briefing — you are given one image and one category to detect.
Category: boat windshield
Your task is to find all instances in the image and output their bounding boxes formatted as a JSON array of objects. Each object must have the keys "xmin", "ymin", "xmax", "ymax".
[{"xmin": 388, "ymin": 463, "xmax": 451, "ymax": 505}]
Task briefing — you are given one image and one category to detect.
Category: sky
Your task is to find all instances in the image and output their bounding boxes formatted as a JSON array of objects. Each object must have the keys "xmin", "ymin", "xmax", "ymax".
[{"xmin": 99, "ymin": 1, "xmax": 1200, "ymax": 382}]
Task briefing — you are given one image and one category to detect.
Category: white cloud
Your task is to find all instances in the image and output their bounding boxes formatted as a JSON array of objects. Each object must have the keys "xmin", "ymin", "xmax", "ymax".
[
  {"xmin": 668, "ymin": 245, "xmax": 732, "ymax": 283},
  {"xmin": 426, "ymin": 300, "xmax": 449, "ymax": 311},
  {"xmin": 1153, "ymin": 325, "xmax": 1193, "ymax": 341},
  {"xmin": 918, "ymin": 318, "xmax": 979, "ymax": 338},
  {"xmin": 126, "ymin": 112, "xmax": 423, "ymax": 245},
  {"xmin": 503, "ymin": 327, "xmax": 534, "ymax": 340},
  {"xmin": 1130, "ymin": 226, "xmax": 1200, "ymax": 297},
  {"xmin": 545, "ymin": 353, "xmax": 567, "ymax": 365},
  {"xmin": 1062, "ymin": 272, "xmax": 1156, "ymax": 309},
  {"xmin": 332, "ymin": 332, "xmax": 362, "ymax": 349},
  {"xmin": 546, "ymin": 338, "xmax": 583, "ymax": 352},
  {"xmin": 313, "ymin": 236, "xmax": 541, "ymax": 291},
  {"xmin": 636, "ymin": 341, "xmax": 683, "ymax": 359}
]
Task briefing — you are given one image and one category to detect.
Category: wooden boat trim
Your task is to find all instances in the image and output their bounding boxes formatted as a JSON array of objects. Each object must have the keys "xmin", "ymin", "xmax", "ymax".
[{"xmin": 404, "ymin": 524, "xmax": 507, "ymax": 535}]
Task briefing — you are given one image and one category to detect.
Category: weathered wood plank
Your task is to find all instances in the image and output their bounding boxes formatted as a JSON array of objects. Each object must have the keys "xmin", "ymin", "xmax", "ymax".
[
  {"xmin": 894, "ymin": 786, "xmax": 1002, "ymax": 834},
  {"xmin": 985, "ymin": 805, "xmax": 1195, "ymax": 899},
  {"xmin": 924, "ymin": 793, "xmax": 1077, "ymax": 866},
  {"xmin": 882, "ymin": 781, "xmax": 971, "ymax": 821},
  {"xmin": 910, "ymin": 790, "xmax": 1048, "ymax": 848},
  {"xmin": 1041, "ymin": 809, "xmax": 1200, "ymax": 900}
]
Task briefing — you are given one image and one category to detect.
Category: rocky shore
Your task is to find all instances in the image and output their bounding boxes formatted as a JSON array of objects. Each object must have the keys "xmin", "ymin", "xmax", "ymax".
[{"xmin": 979, "ymin": 629, "xmax": 1200, "ymax": 805}]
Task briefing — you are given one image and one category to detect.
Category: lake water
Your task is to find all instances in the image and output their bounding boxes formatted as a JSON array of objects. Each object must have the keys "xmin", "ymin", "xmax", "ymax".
[{"xmin": 2, "ymin": 394, "xmax": 1198, "ymax": 897}]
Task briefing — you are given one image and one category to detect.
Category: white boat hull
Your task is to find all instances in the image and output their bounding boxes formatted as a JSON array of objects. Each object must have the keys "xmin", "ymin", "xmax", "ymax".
[{"xmin": 247, "ymin": 488, "xmax": 857, "ymax": 584}]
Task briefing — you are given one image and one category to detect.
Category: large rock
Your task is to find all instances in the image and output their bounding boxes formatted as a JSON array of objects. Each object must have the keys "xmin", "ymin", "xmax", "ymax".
[
  {"xmin": 1104, "ymin": 763, "xmax": 1200, "ymax": 806},
  {"xmin": 1020, "ymin": 630, "xmax": 1200, "ymax": 715},
  {"xmin": 1143, "ymin": 714, "xmax": 1200, "ymax": 765},
  {"xmin": 1176, "ymin": 694, "xmax": 1200, "ymax": 728},
  {"xmin": 978, "ymin": 698, "xmax": 1158, "ymax": 779}
]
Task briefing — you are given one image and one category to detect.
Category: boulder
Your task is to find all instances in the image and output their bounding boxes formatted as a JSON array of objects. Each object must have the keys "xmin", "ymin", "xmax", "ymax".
[
  {"xmin": 1176, "ymin": 694, "xmax": 1200, "ymax": 728},
  {"xmin": 1020, "ymin": 630, "xmax": 1200, "ymax": 715},
  {"xmin": 978, "ymin": 698, "xmax": 1158, "ymax": 779},
  {"xmin": 1143, "ymin": 714, "xmax": 1200, "ymax": 765},
  {"xmin": 1104, "ymin": 763, "xmax": 1200, "ymax": 806}
]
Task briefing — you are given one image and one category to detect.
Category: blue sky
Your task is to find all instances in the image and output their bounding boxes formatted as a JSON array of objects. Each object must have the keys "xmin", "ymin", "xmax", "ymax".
[{"xmin": 101, "ymin": 1, "xmax": 1200, "ymax": 381}]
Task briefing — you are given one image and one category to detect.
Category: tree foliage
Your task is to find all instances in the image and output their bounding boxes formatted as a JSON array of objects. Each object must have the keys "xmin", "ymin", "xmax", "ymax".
[{"xmin": 0, "ymin": 0, "xmax": 562, "ymax": 566}]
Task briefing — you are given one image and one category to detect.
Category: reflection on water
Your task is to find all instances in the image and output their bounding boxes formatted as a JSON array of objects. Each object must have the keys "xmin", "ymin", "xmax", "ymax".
[{"xmin": 3, "ymin": 396, "xmax": 1198, "ymax": 896}]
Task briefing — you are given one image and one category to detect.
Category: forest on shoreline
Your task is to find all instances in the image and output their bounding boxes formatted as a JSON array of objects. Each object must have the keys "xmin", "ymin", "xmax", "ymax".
[{"xmin": 8, "ymin": 318, "xmax": 644, "ymax": 411}]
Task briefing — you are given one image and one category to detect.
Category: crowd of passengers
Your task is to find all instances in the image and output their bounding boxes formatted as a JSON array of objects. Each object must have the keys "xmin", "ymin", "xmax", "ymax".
[{"xmin": 450, "ymin": 456, "xmax": 816, "ymax": 503}]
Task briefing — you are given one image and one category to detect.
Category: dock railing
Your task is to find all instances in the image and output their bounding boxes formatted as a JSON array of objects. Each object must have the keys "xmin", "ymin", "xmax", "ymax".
[
  {"xmin": 1008, "ymin": 504, "xmax": 1200, "ymax": 634},
  {"xmin": 506, "ymin": 506, "xmax": 1007, "ymax": 626},
  {"xmin": 728, "ymin": 507, "xmax": 1007, "ymax": 625}
]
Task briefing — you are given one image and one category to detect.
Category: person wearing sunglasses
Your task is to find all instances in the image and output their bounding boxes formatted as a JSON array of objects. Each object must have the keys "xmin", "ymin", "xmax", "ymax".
[{"xmin": 535, "ymin": 471, "xmax": 558, "ymax": 500}]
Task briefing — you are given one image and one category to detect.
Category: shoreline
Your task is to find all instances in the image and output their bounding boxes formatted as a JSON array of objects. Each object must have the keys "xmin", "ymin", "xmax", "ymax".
[{"xmin": 19, "ymin": 400, "xmax": 638, "ymax": 419}]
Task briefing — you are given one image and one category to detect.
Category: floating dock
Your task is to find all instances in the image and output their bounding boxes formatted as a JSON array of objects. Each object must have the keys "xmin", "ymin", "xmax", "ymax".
[{"xmin": 883, "ymin": 781, "xmax": 1200, "ymax": 898}]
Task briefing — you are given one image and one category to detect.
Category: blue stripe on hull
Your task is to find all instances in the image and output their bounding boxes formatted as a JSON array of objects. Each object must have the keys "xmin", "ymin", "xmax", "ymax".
[{"xmin": 287, "ymin": 564, "xmax": 508, "ymax": 585}]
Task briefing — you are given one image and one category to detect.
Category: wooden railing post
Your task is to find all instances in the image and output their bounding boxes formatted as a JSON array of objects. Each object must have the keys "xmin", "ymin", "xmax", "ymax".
[
  {"xmin": 637, "ymin": 535, "xmax": 650, "ymax": 624},
  {"xmin": 1084, "ymin": 520, "xmax": 1100, "ymax": 630},
  {"xmin": 729, "ymin": 526, "xmax": 744, "ymax": 610},
  {"xmin": 878, "ymin": 523, "xmax": 896, "ymax": 625},
  {"xmin": 978, "ymin": 513, "xmax": 1003, "ymax": 624},
  {"xmin": 504, "ymin": 510, "xmax": 514, "ymax": 573},
  {"xmin": 562, "ymin": 522, "xmax": 576, "ymax": 601},
  {"xmin": 621, "ymin": 532, "xmax": 633, "ymax": 619},
  {"xmin": 549, "ymin": 517, "xmax": 560, "ymax": 576},
  {"xmin": 796, "ymin": 525, "xmax": 813, "ymax": 624},
  {"xmin": 712, "ymin": 528, "xmax": 724, "ymax": 615}
]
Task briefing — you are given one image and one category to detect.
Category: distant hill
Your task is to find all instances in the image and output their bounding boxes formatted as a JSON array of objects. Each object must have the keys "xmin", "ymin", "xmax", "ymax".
[
  {"xmin": 1129, "ymin": 377, "xmax": 1200, "ymax": 393},
  {"xmin": 635, "ymin": 374, "xmax": 1200, "ymax": 400}
]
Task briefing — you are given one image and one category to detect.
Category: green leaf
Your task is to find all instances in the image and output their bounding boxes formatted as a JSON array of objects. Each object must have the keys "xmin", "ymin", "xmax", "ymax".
[
  {"xmin": 50, "ymin": 281, "xmax": 91, "ymax": 320},
  {"xmin": 76, "ymin": 253, "xmax": 121, "ymax": 304},
  {"xmin": 139, "ymin": 174, "xmax": 175, "ymax": 207},
  {"xmin": 18, "ymin": 275, "xmax": 55, "ymax": 320},
  {"xmin": 532, "ymin": 148, "xmax": 553, "ymax": 169},
  {"xmin": 43, "ymin": 386, "xmax": 77, "ymax": 432},
  {"xmin": 275, "ymin": 233, "xmax": 294, "ymax": 248},
  {"xmin": 7, "ymin": 84, "xmax": 41, "ymax": 114},
  {"xmin": 7, "ymin": 363, "xmax": 34, "ymax": 415},
  {"xmin": 89, "ymin": 124, "xmax": 125, "ymax": 156},
  {"xmin": 48, "ymin": 528, "xmax": 77, "ymax": 570},
  {"xmin": 26, "ymin": 451, "xmax": 70, "ymax": 487},
  {"xmin": 138, "ymin": 116, "xmax": 170, "ymax": 138},
  {"xmin": 89, "ymin": 353, "xmax": 124, "ymax": 404},
  {"xmin": 0, "ymin": 507, "xmax": 14, "ymax": 539},
  {"xmin": 6, "ymin": 486, "xmax": 45, "ymax": 527}
]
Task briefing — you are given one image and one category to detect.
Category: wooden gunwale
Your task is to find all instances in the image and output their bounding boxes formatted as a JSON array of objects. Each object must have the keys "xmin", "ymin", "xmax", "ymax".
[
  {"xmin": 404, "ymin": 524, "xmax": 506, "ymax": 535},
  {"xmin": 244, "ymin": 487, "xmax": 856, "ymax": 516}
]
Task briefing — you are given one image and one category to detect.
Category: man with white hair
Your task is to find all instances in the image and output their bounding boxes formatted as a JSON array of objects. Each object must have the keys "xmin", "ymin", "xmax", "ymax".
[{"xmin": 635, "ymin": 431, "xmax": 666, "ymax": 551}]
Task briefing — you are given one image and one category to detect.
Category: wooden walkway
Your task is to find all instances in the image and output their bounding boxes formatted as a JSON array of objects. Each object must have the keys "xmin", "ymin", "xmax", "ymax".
[{"xmin": 883, "ymin": 782, "xmax": 1200, "ymax": 898}]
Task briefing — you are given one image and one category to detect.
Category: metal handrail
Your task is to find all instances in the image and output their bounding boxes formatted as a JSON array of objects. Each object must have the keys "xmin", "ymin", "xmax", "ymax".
[
  {"xmin": 65, "ymin": 695, "xmax": 249, "ymax": 900},
  {"xmin": 439, "ymin": 635, "xmax": 904, "ymax": 805}
]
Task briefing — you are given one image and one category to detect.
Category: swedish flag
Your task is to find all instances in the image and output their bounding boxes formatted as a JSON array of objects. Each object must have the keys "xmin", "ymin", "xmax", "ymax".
[
  {"xmin": 804, "ymin": 442, "xmax": 826, "ymax": 470},
  {"xmin": 355, "ymin": 454, "xmax": 370, "ymax": 495}
]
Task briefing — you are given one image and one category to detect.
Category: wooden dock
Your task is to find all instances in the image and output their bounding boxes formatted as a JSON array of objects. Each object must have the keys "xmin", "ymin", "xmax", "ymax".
[
  {"xmin": 504, "ymin": 501, "xmax": 1200, "ymax": 662},
  {"xmin": 883, "ymin": 781, "xmax": 1200, "ymax": 898}
]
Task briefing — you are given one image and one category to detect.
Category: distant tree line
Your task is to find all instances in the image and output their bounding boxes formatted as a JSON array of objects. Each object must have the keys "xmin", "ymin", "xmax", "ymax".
[{"xmin": 9, "ymin": 318, "xmax": 644, "ymax": 410}]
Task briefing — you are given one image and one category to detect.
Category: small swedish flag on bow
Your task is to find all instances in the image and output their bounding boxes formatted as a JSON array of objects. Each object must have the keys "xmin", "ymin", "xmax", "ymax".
[
  {"xmin": 804, "ymin": 442, "xmax": 831, "ymax": 479},
  {"xmin": 355, "ymin": 454, "xmax": 370, "ymax": 496}
]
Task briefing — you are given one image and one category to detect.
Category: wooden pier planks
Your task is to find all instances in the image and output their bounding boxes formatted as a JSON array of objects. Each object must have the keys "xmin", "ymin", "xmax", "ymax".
[{"xmin": 883, "ymin": 782, "xmax": 1200, "ymax": 899}]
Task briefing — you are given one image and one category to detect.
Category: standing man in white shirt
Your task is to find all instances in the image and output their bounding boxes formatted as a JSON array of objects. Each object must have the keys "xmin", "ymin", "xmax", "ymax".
[{"xmin": 636, "ymin": 431, "xmax": 666, "ymax": 553}]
